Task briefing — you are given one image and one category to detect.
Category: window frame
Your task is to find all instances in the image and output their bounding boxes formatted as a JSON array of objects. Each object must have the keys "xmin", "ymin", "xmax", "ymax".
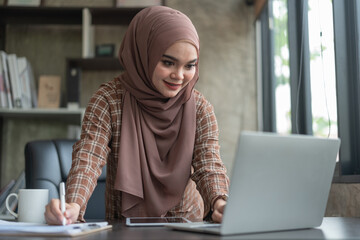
[
  {"xmin": 332, "ymin": 0, "xmax": 360, "ymax": 181},
  {"xmin": 287, "ymin": 0, "xmax": 313, "ymax": 135},
  {"xmin": 259, "ymin": 2, "xmax": 276, "ymax": 132}
]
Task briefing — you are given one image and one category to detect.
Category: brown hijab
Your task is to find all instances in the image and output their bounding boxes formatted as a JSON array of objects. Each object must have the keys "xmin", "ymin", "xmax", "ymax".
[{"xmin": 114, "ymin": 6, "xmax": 200, "ymax": 217}]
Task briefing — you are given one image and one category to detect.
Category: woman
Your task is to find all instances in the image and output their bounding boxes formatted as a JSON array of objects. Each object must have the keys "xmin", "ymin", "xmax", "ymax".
[{"xmin": 45, "ymin": 5, "xmax": 229, "ymax": 224}]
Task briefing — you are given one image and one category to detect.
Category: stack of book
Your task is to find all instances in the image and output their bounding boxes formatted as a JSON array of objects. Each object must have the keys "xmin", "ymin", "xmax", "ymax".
[{"xmin": 0, "ymin": 51, "xmax": 37, "ymax": 109}]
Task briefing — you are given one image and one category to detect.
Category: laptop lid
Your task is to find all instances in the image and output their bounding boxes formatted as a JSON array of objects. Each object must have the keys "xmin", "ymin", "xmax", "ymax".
[{"xmin": 220, "ymin": 131, "xmax": 340, "ymax": 235}]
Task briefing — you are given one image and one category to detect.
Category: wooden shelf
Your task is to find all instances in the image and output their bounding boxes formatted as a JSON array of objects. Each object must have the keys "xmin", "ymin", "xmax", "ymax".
[
  {"xmin": 0, "ymin": 108, "xmax": 85, "ymax": 123},
  {"xmin": 0, "ymin": 6, "xmax": 81, "ymax": 25},
  {"xmin": 89, "ymin": 7, "xmax": 143, "ymax": 25},
  {"xmin": 67, "ymin": 57, "xmax": 122, "ymax": 71},
  {"xmin": 0, "ymin": 6, "xmax": 143, "ymax": 25}
]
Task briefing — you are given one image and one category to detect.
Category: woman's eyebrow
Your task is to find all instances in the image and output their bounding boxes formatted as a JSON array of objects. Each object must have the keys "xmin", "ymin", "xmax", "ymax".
[{"xmin": 162, "ymin": 54, "xmax": 197, "ymax": 63}]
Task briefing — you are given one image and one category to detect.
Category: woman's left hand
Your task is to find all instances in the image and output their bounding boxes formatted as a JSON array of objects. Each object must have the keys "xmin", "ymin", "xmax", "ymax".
[{"xmin": 211, "ymin": 198, "xmax": 227, "ymax": 223}]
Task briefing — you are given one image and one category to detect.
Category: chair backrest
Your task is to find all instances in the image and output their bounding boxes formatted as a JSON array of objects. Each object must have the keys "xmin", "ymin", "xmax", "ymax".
[{"xmin": 24, "ymin": 139, "xmax": 106, "ymax": 220}]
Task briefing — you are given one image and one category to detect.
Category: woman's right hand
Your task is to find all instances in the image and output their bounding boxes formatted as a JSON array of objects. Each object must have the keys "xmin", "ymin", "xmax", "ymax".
[{"xmin": 45, "ymin": 199, "xmax": 80, "ymax": 225}]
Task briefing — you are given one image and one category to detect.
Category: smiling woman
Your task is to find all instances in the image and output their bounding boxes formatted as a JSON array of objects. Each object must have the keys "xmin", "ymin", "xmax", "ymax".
[{"xmin": 44, "ymin": 5, "xmax": 229, "ymax": 225}]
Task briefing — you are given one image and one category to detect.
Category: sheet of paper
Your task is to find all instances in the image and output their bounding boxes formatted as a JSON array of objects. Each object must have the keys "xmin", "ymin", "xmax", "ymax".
[{"xmin": 0, "ymin": 220, "xmax": 108, "ymax": 234}]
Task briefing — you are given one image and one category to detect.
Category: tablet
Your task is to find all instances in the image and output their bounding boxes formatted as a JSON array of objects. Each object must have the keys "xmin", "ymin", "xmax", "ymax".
[{"xmin": 125, "ymin": 217, "xmax": 192, "ymax": 227}]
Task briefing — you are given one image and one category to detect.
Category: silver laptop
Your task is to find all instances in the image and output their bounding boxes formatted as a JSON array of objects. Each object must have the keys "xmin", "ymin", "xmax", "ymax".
[{"xmin": 166, "ymin": 131, "xmax": 341, "ymax": 235}]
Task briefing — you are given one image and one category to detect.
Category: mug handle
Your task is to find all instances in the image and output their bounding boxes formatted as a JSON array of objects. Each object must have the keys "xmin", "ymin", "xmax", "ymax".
[{"xmin": 5, "ymin": 193, "xmax": 18, "ymax": 218}]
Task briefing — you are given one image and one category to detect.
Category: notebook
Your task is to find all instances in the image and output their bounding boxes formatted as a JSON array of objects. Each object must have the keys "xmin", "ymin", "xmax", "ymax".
[
  {"xmin": 0, "ymin": 220, "xmax": 111, "ymax": 237},
  {"xmin": 166, "ymin": 131, "xmax": 341, "ymax": 235}
]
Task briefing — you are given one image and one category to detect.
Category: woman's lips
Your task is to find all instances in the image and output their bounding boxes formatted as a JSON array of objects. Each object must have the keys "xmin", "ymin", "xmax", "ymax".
[{"xmin": 164, "ymin": 80, "xmax": 182, "ymax": 90}]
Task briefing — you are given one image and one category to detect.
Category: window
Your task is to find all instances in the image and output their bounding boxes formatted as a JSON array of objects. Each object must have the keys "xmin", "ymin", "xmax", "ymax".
[
  {"xmin": 273, "ymin": 0, "xmax": 291, "ymax": 134},
  {"xmin": 308, "ymin": 0, "xmax": 338, "ymax": 139},
  {"xmin": 258, "ymin": 0, "xmax": 360, "ymax": 181}
]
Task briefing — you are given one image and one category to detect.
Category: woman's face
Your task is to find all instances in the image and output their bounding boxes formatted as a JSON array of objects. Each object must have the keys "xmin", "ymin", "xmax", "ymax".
[{"xmin": 152, "ymin": 41, "xmax": 198, "ymax": 98}]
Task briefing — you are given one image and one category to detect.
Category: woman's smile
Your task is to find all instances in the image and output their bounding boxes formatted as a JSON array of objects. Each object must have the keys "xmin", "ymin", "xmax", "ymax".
[{"xmin": 163, "ymin": 80, "xmax": 182, "ymax": 90}]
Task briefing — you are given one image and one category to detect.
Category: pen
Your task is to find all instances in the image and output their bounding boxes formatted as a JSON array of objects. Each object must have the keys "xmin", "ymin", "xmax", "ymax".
[{"xmin": 60, "ymin": 182, "xmax": 66, "ymax": 226}]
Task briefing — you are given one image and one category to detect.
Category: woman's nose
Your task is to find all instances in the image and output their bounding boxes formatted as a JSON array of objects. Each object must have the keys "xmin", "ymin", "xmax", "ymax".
[{"xmin": 170, "ymin": 69, "xmax": 184, "ymax": 80}]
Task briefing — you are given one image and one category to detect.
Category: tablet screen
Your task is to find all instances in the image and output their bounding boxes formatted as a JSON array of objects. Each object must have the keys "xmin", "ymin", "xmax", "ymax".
[{"xmin": 126, "ymin": 217, "xmax": 191, "ymax": 226}]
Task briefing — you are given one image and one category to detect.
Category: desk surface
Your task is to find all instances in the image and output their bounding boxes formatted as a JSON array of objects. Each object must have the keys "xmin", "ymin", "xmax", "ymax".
[{"xmin": 0, "ymin": 217, "xmax": 359, "ymax": 239}]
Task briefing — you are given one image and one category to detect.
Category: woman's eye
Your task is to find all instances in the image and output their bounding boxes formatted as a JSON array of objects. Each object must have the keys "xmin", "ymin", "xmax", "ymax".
[
  {"xmin": 186, "ymin": 64, "xmax": 196, "ymax": 70},
  {"xmin": 162, "ymin": 60, "xmax": 174, "ymax": 66}
]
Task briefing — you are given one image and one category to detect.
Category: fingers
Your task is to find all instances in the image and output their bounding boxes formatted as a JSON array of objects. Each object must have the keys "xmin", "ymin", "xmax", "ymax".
[
  {"xmin": 211, "ymin": 210, "xmax": 222, "ymax": 223},
  {"xmin": 44, "ymin": 199, "xmax": 80, "ymax": 225},
  {"xmin": 44, "ymin": 199, "xmax": 64, "ymax": 225},
  {"xmin": 211, "ymin": 199, "xmax": 227, "ymax": 223},
  {"xmin": 64, "ymin": 203, "xmax": 81, "ymax": 224}
]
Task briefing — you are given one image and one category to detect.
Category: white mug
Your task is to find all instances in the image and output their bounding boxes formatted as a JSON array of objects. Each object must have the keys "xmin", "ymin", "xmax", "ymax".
[{"xmin": 6, "ymin": 189, "xmax": 49, "ymax": 223}]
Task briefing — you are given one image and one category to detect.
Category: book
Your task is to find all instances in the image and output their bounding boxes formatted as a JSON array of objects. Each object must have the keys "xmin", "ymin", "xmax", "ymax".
[
  {"xmin": 0, "ymin": 51, "xmax": 13, "ymax": 108},
  {"xmin": 7, "ymin": 54, "xmax": 22, "ymax": 108},
  {"xmin": 0, "ymin": 171, "xmax": 25, "ymax": 216},
  {"xmin": 27, "ymin": 61, "xmax": 38, "ymax": 108},
  {"xmin": 37, "ymin": 75, "xmax": 61, "ymax": 108},
  {"xmin": 16, "ymin": 57, "xmax": 37, "ymax": 108},
  {"xmin": 0, "ymin": 180, "xmax": 15, "ymax": 208},
  {"xmin": 0, "ymin": 58, "xmax": 7, "ymax": 108},
  {"xmin": 17, "ymin": 57, "xmax": 32, "ymax": 109}
]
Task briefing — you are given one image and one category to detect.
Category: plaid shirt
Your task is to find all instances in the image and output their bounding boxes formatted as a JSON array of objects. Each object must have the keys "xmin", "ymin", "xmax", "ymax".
[{"xmin": 66, "ymin": 78, "xmax": 229, "ymax": 222}]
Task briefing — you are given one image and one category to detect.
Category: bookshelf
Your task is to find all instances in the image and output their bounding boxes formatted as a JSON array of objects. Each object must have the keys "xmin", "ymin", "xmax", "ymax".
[
  {"xmin": 0, "ymin": 5, "xmax": 140, "ymax": 108},
  {"xmin": 0, "ymin": 5, "xmax": 141, "ymax": 105},
  {"xmin": 0, "ymin": 5, "xmax": 141, "ymax": 106},
  {"xmin": 0, "ymin": 5, "xmax": 149, "ymax": 187}
]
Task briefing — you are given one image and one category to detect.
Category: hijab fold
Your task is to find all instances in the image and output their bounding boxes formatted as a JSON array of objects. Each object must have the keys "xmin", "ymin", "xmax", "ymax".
[{"xmin": 114, "ymin": 6, "xmax": 200, "ymax": 217}]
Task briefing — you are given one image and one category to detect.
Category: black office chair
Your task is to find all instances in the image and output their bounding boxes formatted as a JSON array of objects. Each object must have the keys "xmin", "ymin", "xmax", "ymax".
[{"xmin": 24, "ymin": 139, "xmax": 106, "ymax": 220}]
